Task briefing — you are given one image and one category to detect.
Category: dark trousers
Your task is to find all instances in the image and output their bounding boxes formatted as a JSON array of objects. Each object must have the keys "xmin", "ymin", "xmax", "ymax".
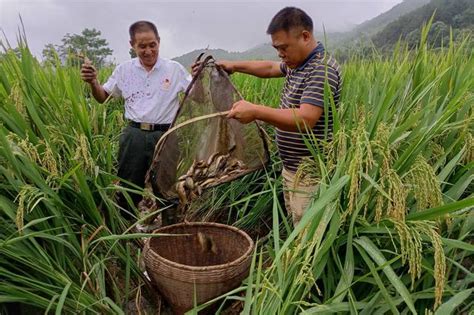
[
  {"xmin": 117, "ymin": 126, "xmax": 164, "ymax": 210},
  {"xmin": 117, "ymin": 126, "xmax": 177, "ymax": 224}
]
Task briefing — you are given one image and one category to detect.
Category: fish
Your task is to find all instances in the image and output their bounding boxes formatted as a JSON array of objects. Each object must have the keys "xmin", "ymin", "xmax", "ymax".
[
  {"xmin": 197, "ymin": 232, "xmax": 218, "ymax": 254},
  {"xmin": 195, "ymin": 160, "xmax": 207, "ymax": 168},
  {"xmin": 216, "ymin": 154, "xmax": 229, "ymax": 172},
  {"xmin": 176, "ymin": 181, "xmax": 188, "ymax": 204},
  {"xmin": 196, "ymin": 185, "xmax": 203, "ymax": 196},
  {"xmin": 186, "ymin": 162, "xmax": 195, "ymax": 177},
  {"xmin": 206, "ymin": 152, "xmax": 220, "ymax": 167},
  {"xmin": 201, "ymin": 178, "xmax": 216, "ymax": 188},
  {"xmin": 184, "ymin": 176, "xmax": 194, "ymax": 190}
]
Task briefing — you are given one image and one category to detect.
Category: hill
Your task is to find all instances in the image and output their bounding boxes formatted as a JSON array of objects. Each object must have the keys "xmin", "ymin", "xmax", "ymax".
[
  {"xmin": 372, "ymin": 0, "xmax": 474, "ymax": 48},
  {"xmin": 173, "ymin": 0, "xmax": 462, "ymax": 67},
  {"xmin": 333, "ymin": 0, "xmax": 431, "ymax": 46},
  {"xmin": 353, "ymin": 0, "xmax": 431, "ymax": 36},
  {"xmin": 173, "ymin": 44, "xmax": 279, "ymax": 69}
]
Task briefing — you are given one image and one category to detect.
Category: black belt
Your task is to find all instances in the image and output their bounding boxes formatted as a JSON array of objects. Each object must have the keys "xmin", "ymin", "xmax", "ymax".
[{"xmin": 129, "ymin": 121, "xmax": 170, "ymax": 131}]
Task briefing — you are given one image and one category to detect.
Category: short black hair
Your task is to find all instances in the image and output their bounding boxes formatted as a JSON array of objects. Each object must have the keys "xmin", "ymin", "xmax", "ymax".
[
  {"xmin": 266, "ymin": 7, "xmax": 313, "ymax": 35},
  {"xmin": 129, "ymin": 21, "xmax": 160, "ymax": 41}
]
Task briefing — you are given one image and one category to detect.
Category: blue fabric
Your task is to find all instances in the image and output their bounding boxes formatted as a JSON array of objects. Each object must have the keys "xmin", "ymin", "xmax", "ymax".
[{"xmin": 296, "ymin": 42, "xmax": 325, "ymax": 71}]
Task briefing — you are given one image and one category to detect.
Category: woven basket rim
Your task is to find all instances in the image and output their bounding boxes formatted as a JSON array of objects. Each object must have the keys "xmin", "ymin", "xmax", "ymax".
[{"xmin": 146, "ymin": 222, "xmax": 254, "ymax": 272}]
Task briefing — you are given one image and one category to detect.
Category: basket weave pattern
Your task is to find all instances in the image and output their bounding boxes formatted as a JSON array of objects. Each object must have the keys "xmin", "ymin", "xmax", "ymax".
[{"xmin": 144, "ymin": 222, "xmax": 254, "ymax": 314}]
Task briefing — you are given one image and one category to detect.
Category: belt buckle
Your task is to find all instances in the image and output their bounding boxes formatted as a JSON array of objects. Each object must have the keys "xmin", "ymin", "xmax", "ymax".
[{"xmin": 140, "ymin": 122, "xmax": 153, "ymax": 131}]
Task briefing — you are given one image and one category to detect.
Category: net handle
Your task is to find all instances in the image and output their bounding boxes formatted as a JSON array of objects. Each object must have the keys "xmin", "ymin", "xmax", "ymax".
[{"xmin": 156, "ymin": 110, "xmax": 230, "ymax": 155}]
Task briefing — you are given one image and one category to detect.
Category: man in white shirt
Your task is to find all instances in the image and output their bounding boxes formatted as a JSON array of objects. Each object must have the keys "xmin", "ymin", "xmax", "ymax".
[{"xmin": 81, "ymin": 21, "xmax": 192, "ymax": 215}]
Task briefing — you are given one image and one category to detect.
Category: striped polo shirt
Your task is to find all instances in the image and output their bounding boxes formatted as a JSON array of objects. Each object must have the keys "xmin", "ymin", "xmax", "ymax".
[{"xmin": 277, "ymin": 42, "xmax": 341, "ymax": 173}]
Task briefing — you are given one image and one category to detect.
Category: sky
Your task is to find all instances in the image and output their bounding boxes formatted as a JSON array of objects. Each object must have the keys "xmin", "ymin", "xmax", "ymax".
[{"xmin": 0, "ymin": 0, "xmax": 402, "ymax": 63}]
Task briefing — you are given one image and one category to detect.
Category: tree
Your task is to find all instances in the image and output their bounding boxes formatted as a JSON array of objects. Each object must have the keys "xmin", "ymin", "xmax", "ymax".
[
  {"xmin": 42, "ymin": 43, "xmax": 59, "ymax": 65},
  {"xmin": 47, "ymin": 28, "xmax": 113, "ymax": 68},
  {"xmin": 428, "ymin": 21, "xmax": 449, "ymax": 47},
  {"xmin": 453, "ymin": 8, "xmax": 474, "ymax": 28},
  {"xmin": 406, "ymin": 29, "xmax": 422, "ymax": 48}
]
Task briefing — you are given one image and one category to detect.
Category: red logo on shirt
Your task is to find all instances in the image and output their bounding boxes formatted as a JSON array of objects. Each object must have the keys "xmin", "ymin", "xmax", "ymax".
[{"xmin": 161, "ymin": 78, "xmax": 171, "ymax": 91}]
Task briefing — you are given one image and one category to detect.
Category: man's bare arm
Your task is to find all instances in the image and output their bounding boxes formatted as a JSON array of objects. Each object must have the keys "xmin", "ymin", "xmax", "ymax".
[{"xmin": 217, "ymin": 60, "xmax": 284, "ymax": 78}]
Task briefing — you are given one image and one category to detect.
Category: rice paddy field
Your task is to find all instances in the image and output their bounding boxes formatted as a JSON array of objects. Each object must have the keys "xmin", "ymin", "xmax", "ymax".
[{"xmin": 0, "ymin": 25, "xmax": 473, "ymax": 314}]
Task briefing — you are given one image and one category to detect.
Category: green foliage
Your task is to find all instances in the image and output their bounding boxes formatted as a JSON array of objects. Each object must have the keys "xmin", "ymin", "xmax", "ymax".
[
  {"xmin": 333, "ymin": 0, "xmax": 431, "ymax": 47},
  {"xmin": 42, "ymin": 28, "xmax": 113, "ymax": 68},
  {"xmin": 175, "ymin": 0, "xmax": 472, "ymax": 67},
  {"xmin": 191, "ymin": 22, "xmax": 474, "ymax": 314},
  {"xmin": 0, "ymin": 36, "xmax": 142, "ymax": 314},
  {"xmin": 41, "ymin": 43, "xmax": 58, "ymax": 65},
  {"xmin": 353, "ymin": 0, "xmax": 431, "ymax": 34},
  {"xmin": 0, "ymin": 21, "xmax": 473, "ymax": 314},
  {"xmin": 373, "ymin": 0, "xmax": 474, "ymax": 49}
]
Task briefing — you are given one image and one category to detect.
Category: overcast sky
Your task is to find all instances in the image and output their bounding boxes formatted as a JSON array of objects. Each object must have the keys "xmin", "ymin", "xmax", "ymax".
[{"xmin": 1, "ymin": 0, "xmax": 402, "ymax": 63}]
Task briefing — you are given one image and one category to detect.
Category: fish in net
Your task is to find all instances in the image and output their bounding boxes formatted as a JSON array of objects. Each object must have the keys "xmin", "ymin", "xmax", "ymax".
[{"xmin": 138, "ymin": 54, "xmax": 270, "ymax": 224}]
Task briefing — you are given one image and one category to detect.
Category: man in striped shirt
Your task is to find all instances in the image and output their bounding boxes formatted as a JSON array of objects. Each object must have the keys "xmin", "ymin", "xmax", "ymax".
[{"xmin": 215, "ymin": 7, "xmax": 342, "ymax": 226}]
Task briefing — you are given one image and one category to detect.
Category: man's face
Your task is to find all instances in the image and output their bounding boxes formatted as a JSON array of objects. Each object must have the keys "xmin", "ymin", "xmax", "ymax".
[
  {"xmin": 271, "ymin": 29, "xmax": 310, "ymax": 69},
  {"xmin": 131, "ymin": 31, "xmax": 160, "ymax": 68}
]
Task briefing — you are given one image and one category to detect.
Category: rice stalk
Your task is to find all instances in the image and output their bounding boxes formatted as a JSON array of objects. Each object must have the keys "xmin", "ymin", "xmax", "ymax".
[
  {"xmin": 40, "ymin": 140, "xmax": 59, "ymax": 177},
  {"xmin": 391, "ymin": 219, "xmax": 447, "ymax": 310},
  {"xmin": 427, "ymin": 226, "xmax": 446, "ymax": 309},
  {"xmin": 295, "ymin": 157, "xmax": 322, "ymax": 187},
  {"xmin": 73, "ymin": 132, "xmax": 95, "ymax": 174},
  {"xmin": 392, "ymin": 219, "xmax": 423, "ymax": 287},
  {"xmin": 6, "ymin": 133, "xmax": 39, "ymax": 163},
  {"xmin": 325, "ymin": 126, "xmax": 348, "ymax": 173},
  {"xmin": 10, "ymin": 82, "xmax": 27, "ymax": 119},
  {"xmin": 462, "ymin": 131, "xmax": 473, "ymax": 164},
  {"xmin": 346, "ymin": 113, "xmax": 374, "ymax": 218},
  {"xmin": 14, "ymin": 184, "xmax": 46, "ymax": 233},
  {"xmin": 405, "ymin": 155, "xmax": 444, "ymax": 211}
]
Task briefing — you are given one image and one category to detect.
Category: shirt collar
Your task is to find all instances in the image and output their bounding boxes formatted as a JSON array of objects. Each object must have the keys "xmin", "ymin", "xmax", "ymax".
[
  {"xmin": 132, "ymin": 57, "xmax": 161, "ymax": 72},
  {"xmin": 296, "ymin": 41, "xmax": 325, "ymax": 71}
]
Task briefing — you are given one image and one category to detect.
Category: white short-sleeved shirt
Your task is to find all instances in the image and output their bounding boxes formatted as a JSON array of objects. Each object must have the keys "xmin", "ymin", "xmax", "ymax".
[{"xmin": 103, "ymin": 57, "xmax": 192, "ymax": 124}]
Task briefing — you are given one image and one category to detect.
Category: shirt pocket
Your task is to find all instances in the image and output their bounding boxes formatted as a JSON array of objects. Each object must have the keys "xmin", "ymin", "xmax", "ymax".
[{"xmin": 159, "ymin": 75, "xmax": 172, "ymax": 92}]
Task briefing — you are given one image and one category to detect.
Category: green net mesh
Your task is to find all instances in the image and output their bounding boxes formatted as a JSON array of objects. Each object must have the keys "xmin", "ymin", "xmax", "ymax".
[{"xmin": 145, "ymin": 55, "xmax": 269, "ymax": 206}]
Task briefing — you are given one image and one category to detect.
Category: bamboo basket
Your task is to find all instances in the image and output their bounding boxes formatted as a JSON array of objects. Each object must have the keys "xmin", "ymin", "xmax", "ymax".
[{"xmin": 143, "ymin": 222, "xmax": 254, "ymax": 314}]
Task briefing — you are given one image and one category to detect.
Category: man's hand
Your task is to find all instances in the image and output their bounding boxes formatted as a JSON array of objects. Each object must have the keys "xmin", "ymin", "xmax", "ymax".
[
  {"xmin": 227, "ymin": 100, "xmax": 259, "ymax": 124},
  {"xmin": 191, "ymin": 60, "xmax": 234, "ymax": 77},
  {"xmin": 191, "ymin": 61, "xmax": 201, "ymax": 78},
  {"xmin": 80, "ymin": 60, "xmax": 98, "ymax": 85},
  {"xmin": 79, "ymin": 58, "xmax": 109, "ymax": 103},
  {"xmin": 191, "ymin": 60, "xmax": 235, "ymax": 78},
  {"xmin": 216, "ymin": 60, "xmax": 234, "ymax": 75}
]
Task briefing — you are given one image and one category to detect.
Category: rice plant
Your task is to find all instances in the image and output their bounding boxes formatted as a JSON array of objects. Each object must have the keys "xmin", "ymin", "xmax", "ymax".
[
  {"xmin": 0, "ymin": 22, "xmax": 472, "ymax": 314},
  {"xmin": 0, "ymin": 37, "xmax": 151, "ymax": 314},
  {"xmin": 192, "ymin": 24, "xmax": 474, "ymax": 314}
]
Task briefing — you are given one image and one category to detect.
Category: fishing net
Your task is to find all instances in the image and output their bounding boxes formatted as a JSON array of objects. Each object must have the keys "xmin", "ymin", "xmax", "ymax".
[{"xmin": 142, "ymin": 54, "xmax": 269, "ymax": 213}]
